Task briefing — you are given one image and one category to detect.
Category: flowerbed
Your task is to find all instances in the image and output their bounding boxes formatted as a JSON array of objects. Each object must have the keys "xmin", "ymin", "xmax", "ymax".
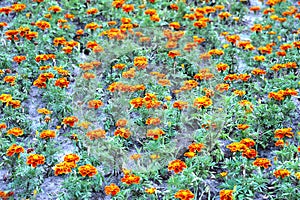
[{"xmin": 0, "ymin": 0, "xmax": 299, "ymax": 199}]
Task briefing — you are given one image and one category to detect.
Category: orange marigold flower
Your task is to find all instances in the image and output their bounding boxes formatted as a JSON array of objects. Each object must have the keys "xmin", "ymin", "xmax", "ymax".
[
  {"xmin": 220, "ymin": 190, "xmax": 234, "ymax": 200},
  {"xmin": 216, "ymin": 83, "xmax": 230, "ymax": 92},
  {"xmin": 13, "ymin": 56, "xmax": 26, "ymax": 63},
  {"xmin": 253, "ymin": 55, "xmax": 265, "ymax": 61},
  {"xmin": 78, "ymin": 164, "xmax": 97, "ymax": 177},
  {"xmin": 251, "ymin": 68, "xmax": 266, "ymax": 75},
  {"xmin": 168, "ymin": 50, "xmax": 181, "ymax": 58},
  {"xmin": 40, "ymin": 130, "xmax": 56, "ymax": 139},
  {"xmin": 174, "ymin": 189, "xmax": 194, "ymax": 200},
  {"xmin": 168, "ymin": 159, "xmax": 187, "ymax": 174},
  {"xmin": 233, "ymin": 90, "xmax": 246, "ymax": 96},
  {"xmin": 105, "ymin": 183, "xmax": 120, "ymax": 196},
  {"xmin": 86, "ymin": 8, "xmax": 98, "ymax": 15},
  {"xmin": 249, "ymin": 6, "xmax": 260, "ymax": 12},
  {"xmin": 251, "ymin": 24, "xmax": 263, "ymax": 32},
  {"xmin": 218, "ymin": 12, "xmax": 231, "ymax": 19},
  {"xmin": 48, "ymin": 5, "xmax": 62, "ymax": 13},
  {"xmin": 122, "ymin": 4, "xmax": 134, "ymax": 13},
  {"xmin": 86, "ymin": 129, "xmax": 106, "ymax": 140},
  {"xmin": 130, "ymin": 154, "xmax": 141, "ymax": 160},
  {"xmin": 26, "ymin": 154, "xmax": 45, "ymax": 168},
  {"xmin": 240, "ymin": 138, "xmax": 255, "ymax": 148},
  {"xmin": 7, "ymin": 127, "xmax": 23, "ymax": 137},
  {"xmin": 85, "ymin": 22, "xmax": 99, "ymax": 30},
  {"xmin": 11, "ymin": 4, "xmax": 26, "ymax": 12},
  {"xmin": 145, "ymin": 187, "xmax": 156, "ymax": 194},
  {"xmin": 134, "ymin": 56, "xmax": 148, "ymax": 70},
  {"xmin": 275, "ymin": 139, "xmax": 285, "ymax": 147},
  {"xmin": 116, "ymin": 119, "xmax": 127, "ymax": 127},
  {"xmin": 114, "ymin": 128, "xmax": 131, "ymax": 139},
  {"xmin": 173, "ymin": 101, "xmax": 188, "ymax": 110},
  {"xmin": 6, "ymin": 144, "xmax": 24, "ymax": 157},
  {"xmin": 54, "ymin": 77, "xmax": 69, "ymax": 88},
  {"xmin": 226, "ymin": 142, "xmax": 248, "ymax": 152},
  {"xmin": 274, "ymin": 128, "xmax": 293, "ymax": 139},
  {"xmin": 145, "ymin": 117, "xmax": 161, "ymax": 125},
  {"xmin": 130, "ymin": 97, "xmax": 144, "ymax": 108},
  {"xmin": 169, "ymin": 22, "xmax": 180, "ymax": 29},
  {"xmin": 35, "ymin": 20, "xmax": 50, "ymax": 30},
  {"xmin": 64, "ymin": 153, "xmax": 80, "ymax": 163},
  {"xmin": 121, "ymin": 173, "xmax": 140, "ymax": 185},
  {"xmin": 62, "ymin": 116, "xmax": 79, "ymax": 127},
  {"xmin": 0, "ymin": 123, "xmax": 7, "ymax": 129},
  {"xmin": 88, "ymin": 100, "xmax": 103, "ymax": 109},
  {"xmin": 193, "ymin": 96, "xmax": 212, "ymax": 109},
  {"xmin": 242, "ymin": 148, "xmax": 257, "ymax": 159},
  {"xmin": 53, "ymin": 161, "xmax": 73, "ymax": 176},
  {"xmin": 184, "ymin": 151, "xmax": 196, "ymax": 158},
  {"xmin": 188, "ymin": 143, "xmax": 205, "ymax": 153},
  {"xmin": 146, "ymin": 128, "xmax": 165, "ymax": 140},
  {"xmin": 226, "ymin": 35, "xmax": 240, "ymax": 44},
  {"xmin": 253, "ymin": 158, "xmax": 271, "ymax": 169},
  {"xmin": 274, "ymin": 169, "xmax": 290, "ymax": 178},
  {"xmin": 216, "ymin": 63, "xmax": 229, "ymax": 72}
]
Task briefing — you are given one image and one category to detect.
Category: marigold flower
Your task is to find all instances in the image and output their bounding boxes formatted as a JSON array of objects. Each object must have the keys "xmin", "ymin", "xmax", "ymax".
[
  {"xmin": 169, "ymin": 22, "xmax": 180, "ymax": 30},
  {"xmin": 168, "ymin": 50, "xmax": 181, "ymax": 58},
  {"xmin": 134, "ymin": 56, "xmax": 148, "ymax": 70},
  {"xmin": 145, "ymin": 117, "xmax": 161, "ymax": 125},
  {"xmin": 105, "ymin": 183, "xmax": 120, "ymax": 196},
  {"xmin": 40, "ymin": 130, "xmax": 56, "ymax": 139},
  {"xmin": 87, "ymin": 8, "xmax": 98, "ymax": 15},
  {"xmin": 168, "ymin": 159, "xmax": 187, "ymax": 174},
  {"xmin": 173, "ymin": 101, "xmax": 188, "ymax": 110},
  {"xmin": 274, "ymin": 169, "xmax": 290, "ymax": 178},
  {"xmin": 6, "ymin": 144, "xmax": 24, "ymax": 157},
  {"xmin": 78, "ymin": 164, "xmax": 97, "ymax": 177},
  {"xmin": 130, "ymin": 97, "xmax": 144, "ymax": 108},
  {"xmin": 62, "ymin": 116, "xmax": 78, "ymax": 127},
  {"xmin": 253, "ymin": 158, "xmax": 271, "ymax": 169},
  {"xmin": 48, "ymin": 5, "xmax": 61, "ymax": 13},
  {"xmin": 121, "ymin": 173, "xmax": 140, "ymax": 185},
  {"xmin": 220, "ymin": 190, "xmax": 234, "ymax": 200},
  {"xmin": 251, "ymin": 24, "xmax": 263, "ymax": 32},
  {"xmin": 54, "ymin": 77, "xmax": 69, "ymax": 88},
  {"xmin": 7, "ymin": 127, "xmax": 23, "ymax": 137},
  {"xmin": 114, "ymin": 128, "xmax": 131, "ymax": 139},
  {"xmin": 240, "ymin": 138, "xmax": 255, "ymax": 148},
  {"xmin": 174, "ymin": 189, "xmax": 194, "ymax": 200},
  {"xmin": 53, "ymin": 161, "xmax": 74, "ymax": 176},
  {"xmin": 86, "ymin": 129, "xmax": 106, "ymax": 140},
  {"xmin": 122, "ymin": 4, "xmax": 134, "ymax": 13},
  {"xmin": 242, "ymin": 149, "xmax": 257, "ymax": 159},
  {"xmin": 145, "ymin": 187, "xmax": 156, "ymax": 194},
  {"xmin": 88, "ymin": 100, "xmax": 103, "ymax": 109},
  {"xmin": 218, "ymin": 12, "xmax": 231, "ymax": 19},
  {"xmin": 193, "ymin": 96, "xmax": 212, "ymax": 109},
  {"xmin": 146, "ymin": 128, "xmax": 165, "ymax": 140},
  {"xmin": 226, "ymin": 142, "xmax": 248, "ymax": 152},
  {"xmin": 274, "ymin": 128, "xmax": 293, "ymax": 139},
  {"xmin": 26, "ymin": 154, "xmax": 45, "ymax": 167},
  {"xmin": 35, "ymin": 20, "xmax": 50, "ymax": 30}
]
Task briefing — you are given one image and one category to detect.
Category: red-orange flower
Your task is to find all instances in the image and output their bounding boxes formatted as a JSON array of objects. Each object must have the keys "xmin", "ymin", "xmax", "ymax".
[
  {"xmin": 7, "ymin": 127, "xmax": 23, "ymax": 137},
  {"xmin": 274, "ymin": 169, "xmax": 290, "ymax": 178},
  {"xmin": 121, "ymin": 173, "xmax": 140, "ymax": 185},
  {"xmin": 105, "ymin": 183, "xmax": 120, "ymax": 196},
  {"xmin": 62, "ymin": 116, "xmax": 79, "ymax": 127},
  {"xmin": 54, "ymin": 77, "xmax": 69, "ymax": 88},
  {"xmin": 253, "ymin": 158, "xmax": 271, "ymax": 169},
  {"xmin": 88, "ymin": 100, "xmax": 104, "ymax": 109},
  {"xmin": 174, "ymin": 189, "xmax": 194, "ymax": 200},
  {"xmin": 220, "ymin": 190, "xmax": 234, "ymax": 200},
  {"xmin": 40, "ymin": 130, "xmax": 56, "ymax": 139},
  {"xmin": 6, "ymin": 144, "xmax": 24, "ymax": 157},
  {"xmin": 168, "ymin": 159, "xmax": 187, "ymax": 174},
  {"xmin": 26, "ymin": 154, "xmax": 45, "ymax": 167},
  {"xmin": 78, "ymin": 164, "xmax": 97, "ymax": 177}
]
